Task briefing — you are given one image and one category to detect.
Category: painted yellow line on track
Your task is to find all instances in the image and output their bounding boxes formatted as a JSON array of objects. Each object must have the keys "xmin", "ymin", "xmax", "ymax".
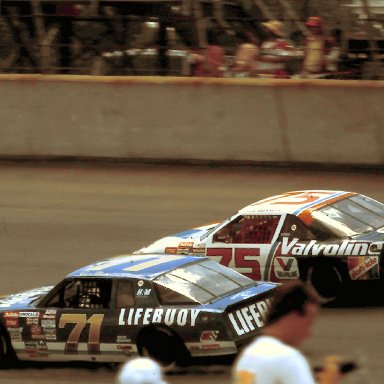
[{"xmin": 1, "ymin": 73, "xmax": 384, "ymax": 88}]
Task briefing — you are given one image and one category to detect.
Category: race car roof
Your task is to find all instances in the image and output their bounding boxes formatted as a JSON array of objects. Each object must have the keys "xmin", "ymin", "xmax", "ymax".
[
  {"xmin": 69, "ymin": 254, "xmax": 204, "ymax": 279},
  {"xmin": 239, "ymin": 190, "xmax": 356, "ymax": 216}
]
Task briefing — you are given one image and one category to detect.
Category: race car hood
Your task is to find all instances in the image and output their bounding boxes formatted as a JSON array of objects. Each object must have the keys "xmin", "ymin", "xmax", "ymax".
[
  {"xmin": 135, "ymin": 223, "xmax": 219, "ymax": 254},
  {"xmin": 206, "ymin": 282, "xmax": 277, "ymax": 312},
  {"xmin": 353, "ymin": 228, "xmax": 384, "ymax": 242},
  {"xmin": 0, "ymin": 286, "xmax": 53, "ymax": 310},
  {"xmin": 168, "ymin": 224, "xmax": 218, "ymax": 239}
]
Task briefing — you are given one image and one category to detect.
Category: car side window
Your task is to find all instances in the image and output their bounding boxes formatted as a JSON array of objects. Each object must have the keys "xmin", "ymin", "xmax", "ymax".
[
  {"xmin": 44, "ymin": 279, "xmax": 112, "ymax": 309},
  {"xmin": 80, "ymin": 280, "xmax": 112, "ymax": 309},
  {"xmin": 155, "ymin": 283, "xmax": 197, "ymax": 305},
  {"xmin": 115, "ymin": 280, "xmax": 135, "ymax": 309},
  {"xmin": 279, "ymin": 215, "xmax": 316, "ymax": 241},
  {"xmin": 213, "ymin": 215, "xmax": 280, "ymax": 244}
]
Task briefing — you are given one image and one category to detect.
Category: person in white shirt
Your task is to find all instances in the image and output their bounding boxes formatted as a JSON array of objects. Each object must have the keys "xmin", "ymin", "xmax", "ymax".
[
  {"xmin": 232, "ymin": 281, "xmax": 329, "ymax": 384},
  {"xmin": 117, "ymin": 357, "xmax": 168, "ymax": 384}
]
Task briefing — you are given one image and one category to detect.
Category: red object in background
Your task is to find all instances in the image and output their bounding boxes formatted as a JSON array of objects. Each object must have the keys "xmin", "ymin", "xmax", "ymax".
[
  {"xmin": 57, "ymin": 1, "xmax": 79, "ymax": 17},
  {"xmin": 306, "ymin": 16, "xmax": 323, "ymax": 29},
  {"xmin": 205, "ymin": 45, "xmax": 225, "ymax": 77}
]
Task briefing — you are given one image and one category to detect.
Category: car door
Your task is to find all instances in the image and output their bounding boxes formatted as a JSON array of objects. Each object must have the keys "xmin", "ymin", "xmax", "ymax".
[
  {"xmin": 32, "ymin": 278, "xmax": 117, "ymax": 361},
  {"xmin": 114, "ymin": 278, "xmax": 149, "ymax": 358},
  {"xmin": 267, "ymin": 214, "xmax": 317, "ymax": 282},
  {"xmin": 204, "ymin": 214, "xmax": 283, "ymax": 281}
]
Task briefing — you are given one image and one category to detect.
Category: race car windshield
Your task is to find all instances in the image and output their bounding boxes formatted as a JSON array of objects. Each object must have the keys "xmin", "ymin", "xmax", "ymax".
[
  {"xmin": 154, "ymin": 260, "xmax": 254, "ymax": 304},
  {"xmin": 200, "ymin": 220, "xmax": 227, "ymax": 241},
  {"xmin": 317, "ymin": 195, "xmax": 384, "ymax": 234}
]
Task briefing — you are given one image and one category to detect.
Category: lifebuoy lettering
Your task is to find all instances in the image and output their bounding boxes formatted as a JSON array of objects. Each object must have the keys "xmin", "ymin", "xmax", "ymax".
[
  {"xmin": 228, "ymin": 299, "xmax": 272, "ymax": 336},
  {"xmin": 119, "ymin": 308, "xmax": 200, "ymax": 327}
]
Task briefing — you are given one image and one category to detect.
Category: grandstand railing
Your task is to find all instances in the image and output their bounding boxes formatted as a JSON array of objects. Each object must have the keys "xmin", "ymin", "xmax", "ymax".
[{"xmin": 0, "ymin": 0, "xmax": 383, "ymax": 78}]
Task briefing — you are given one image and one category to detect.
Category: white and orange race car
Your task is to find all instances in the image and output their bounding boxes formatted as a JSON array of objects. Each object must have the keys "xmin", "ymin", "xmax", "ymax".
[{"xmin": 136, "ymin": 190, "xmax": 384, "ymax": 302}]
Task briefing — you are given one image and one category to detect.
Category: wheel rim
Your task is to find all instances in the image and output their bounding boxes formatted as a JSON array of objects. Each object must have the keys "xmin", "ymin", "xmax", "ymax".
[{"xmin": 307, "ymin": 264, "xmax": 343, "ymax": 302}]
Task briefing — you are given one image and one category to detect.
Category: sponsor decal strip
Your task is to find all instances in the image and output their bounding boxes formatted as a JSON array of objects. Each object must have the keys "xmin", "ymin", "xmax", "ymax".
[
  {"xmin": 185, "ymin": 341, "xmax": 237, "ymax": 356},
  {"xmin": 348, "ymin": 256, "xmax": 379, "ymax": 280},
  {"xmin": 13, "ymin": 342, "xmax": 138, "ymax": 354}
]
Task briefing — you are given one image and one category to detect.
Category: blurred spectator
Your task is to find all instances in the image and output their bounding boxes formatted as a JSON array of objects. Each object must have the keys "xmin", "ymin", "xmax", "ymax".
[
  {"xmin": 232, "ymin": 281, "xmax": 327, "ymax": 384},
  {"xmin": 203, "ymin": 30, "xmax": 225, "ymax": 77},
  {"xmin": 117, "ymin": 357, "xmax": 168, "ymax": 384},
  {"xmin": 156, "ymin": 22, "xmax": 169, "ymax": 76},
  {"xmin": 188, "ymin": 46, "xmax": 205, "ymax": 77},
  {"xmin": 326, "ymin": 28, "xmax": 342, "ymax": 72},
  {"xmin": 302, "ymin": 16, "xmax": 333, "ymax": 76},
  {"xmin": 257, "ymin": 20, "xmax": 295, "ymax": 78},
  {"xmin": 56, "ymin": 1, "xmax": 79, "ymax": 73},
  {"xmin": 231, "ymin": 31, "xmax": 259, "ymax": 77},
  {"xmin": 188, "ymin": 31, "xmax": 225, "ymax": 77}
]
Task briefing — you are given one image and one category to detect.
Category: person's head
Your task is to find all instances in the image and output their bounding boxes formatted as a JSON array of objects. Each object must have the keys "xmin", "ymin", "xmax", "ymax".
[
  {"xmin": 306, "ymin": 16, "xmax": 323, "ymax": 36},
  {"xmin": 264, "ymin": 280, "xmax": 321, "ymax": 346},
  {"xmin": 262, "ymin": 20, "xmax": 285, "ymax": 38},
  {"xmin": 117, "ymin": 357, "xmax": 167, "ymax": 384}
]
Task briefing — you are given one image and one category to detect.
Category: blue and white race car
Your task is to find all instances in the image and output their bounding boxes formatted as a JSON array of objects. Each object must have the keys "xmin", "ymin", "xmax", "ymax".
[
  {"xmin": 137, "ymin": 190, "xmax": 384, "ymax": 302},
  {"xmin": 0, "ymin": 254, "xmax": 277, "ymax": 366}
]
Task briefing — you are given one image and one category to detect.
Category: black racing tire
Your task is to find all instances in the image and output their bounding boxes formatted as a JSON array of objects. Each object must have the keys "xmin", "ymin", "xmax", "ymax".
[
  {"xmin": 137, "ymin": 327, "xmax": 190, "ymax": 367},
  {"xmin": 0, "ymin": 330, "xmax": 16, "ymax": 368},
  {"xmin": 305, "ymin": 261, "xmax": 345, "ymax": 303}
]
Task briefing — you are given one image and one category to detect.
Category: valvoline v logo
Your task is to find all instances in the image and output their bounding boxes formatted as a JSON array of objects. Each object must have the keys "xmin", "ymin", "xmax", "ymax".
[
  {"xmin": 275, "ymin": 257, "xmax": 295, "ymax": 271},
  {"xmin": 272, "ymin": 256, "xmax": 299, "ymax": 280}
]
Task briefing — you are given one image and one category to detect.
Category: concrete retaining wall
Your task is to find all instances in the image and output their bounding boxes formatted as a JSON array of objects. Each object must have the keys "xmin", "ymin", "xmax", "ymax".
[{"xmin": 0, "ymin": 75, "xmax": 383, "ymax": 165}]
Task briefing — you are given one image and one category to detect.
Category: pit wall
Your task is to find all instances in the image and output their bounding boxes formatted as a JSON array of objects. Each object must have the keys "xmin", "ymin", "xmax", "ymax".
[{"xmin": 1, "ymin": 74, "xmax": 383, "ymax": 166}]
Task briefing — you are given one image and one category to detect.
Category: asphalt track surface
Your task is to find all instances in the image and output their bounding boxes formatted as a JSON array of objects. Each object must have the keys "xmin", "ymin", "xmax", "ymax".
[{"xmin": 0, "ymin": 161, "xmax": 383, "ymax": 384}]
